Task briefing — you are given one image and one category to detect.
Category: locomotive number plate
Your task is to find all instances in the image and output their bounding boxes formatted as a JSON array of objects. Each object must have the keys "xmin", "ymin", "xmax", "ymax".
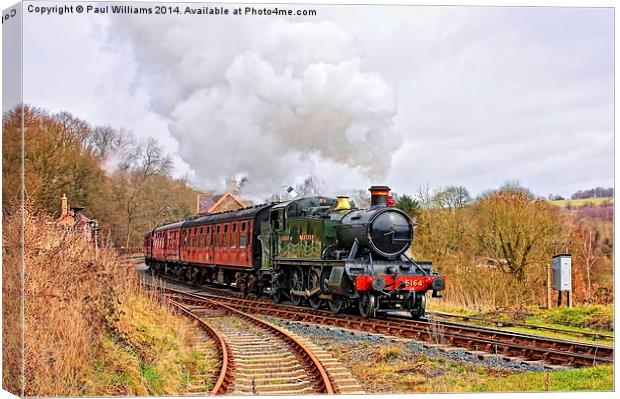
[{"xmin": 404, "ymin": 279, "xmax": 424, "ymax": 288}]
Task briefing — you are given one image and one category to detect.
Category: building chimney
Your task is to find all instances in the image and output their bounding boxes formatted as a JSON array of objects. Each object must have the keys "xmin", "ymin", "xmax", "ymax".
[
  {"xmin": 226, "ymin": 177, "xmax": 238, "ymax": 194},
  {"xmin": 61, "ymin": 193, "xmax": 68, "ymax": 216},
  {"xmin": 369, "ymin": 186, "xmax": 391, "ymax": 207}
]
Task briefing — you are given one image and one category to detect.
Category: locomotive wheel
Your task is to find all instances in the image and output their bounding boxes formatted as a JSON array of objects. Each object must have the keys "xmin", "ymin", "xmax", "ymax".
[
  {"xmin": 290, "ymin": 267, "xmax": 304, "ymax": 306},
  {"xmin": 409, "ymin": 292, "xmax": 427, "ymax": 319},
  {"xmin": 358, "ymin": 292, "xmax": 377, "ymax": 319},
  {"xmin": 271, "ymin": 279, "xmax": 283, "ymax": 303},
  {"xmin": 328, "ymin": 295, "xmax": 345, "ymax": 314},
  {"xmin": 308, "ymin": 269, "xmax": 323, "ymax": 310}
]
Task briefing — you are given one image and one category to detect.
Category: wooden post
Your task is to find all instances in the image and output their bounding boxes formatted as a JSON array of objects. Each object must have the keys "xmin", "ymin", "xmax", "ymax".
[
  {"xmin": 568, "ymin": 290, "xmax": 572, "ymax": 307},
  {"xmin": 546, "ymin": 264, "xmax": 552, "ymax": 309},
  {"xmin": 557, "ymin": 290, "xmax": 562, "ymax": 307}
]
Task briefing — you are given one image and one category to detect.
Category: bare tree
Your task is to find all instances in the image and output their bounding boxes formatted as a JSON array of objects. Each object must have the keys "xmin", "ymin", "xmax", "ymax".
[
  {"xmin": 578, "ymin": 223, "xmax": 601, "ymax": 300},
  {"xmin": 349, "ymin": 189, "xmax": 370, "ymax": 209},
  {"xmin": 475, "ymin": 191, "xmax": 563, "ymax": 302},
  {"xmin": 295, "ymin": 175, "xmax": 323, "ymax": 197},
  {"xmin": 432, "ymin": 186, "xmax": 472, "ymax": 209}
]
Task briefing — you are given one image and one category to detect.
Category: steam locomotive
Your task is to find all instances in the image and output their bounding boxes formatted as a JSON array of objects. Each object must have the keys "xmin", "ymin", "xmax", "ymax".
[{"xmin": 144, "ymin": 185, "xmax": 445, "ymax": 318}]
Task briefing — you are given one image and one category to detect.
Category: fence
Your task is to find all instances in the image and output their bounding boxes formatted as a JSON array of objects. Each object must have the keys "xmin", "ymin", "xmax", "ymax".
[{"xmin": 116, "ymin": 247, "xmax": 145, "ymax": 266}]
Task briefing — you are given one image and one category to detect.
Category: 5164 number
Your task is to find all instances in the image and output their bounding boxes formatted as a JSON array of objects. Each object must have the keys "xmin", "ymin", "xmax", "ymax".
[{"xmin": 404, "ymin": 279, "xmax": 424, "ymax": 288}]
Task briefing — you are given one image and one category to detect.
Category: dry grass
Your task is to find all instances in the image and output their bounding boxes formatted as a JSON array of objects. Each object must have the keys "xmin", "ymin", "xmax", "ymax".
[
  {"xmin": 3, "ymin": 206, "xmax": 216, "ymax": 396},
  {"xmin": 434, "ymin": 264, "xmax": 535, "ymax": 311},
  {"xmin": 2, "ymin": 201, "xmax": 24, "ymax": 395},
  {"xmin": 309, "ymin": 337, "xmax": 613, "ymax": 393},
  {"xmin": 311, "ymin": 338, "xmax": 513, "ymax": 393}
]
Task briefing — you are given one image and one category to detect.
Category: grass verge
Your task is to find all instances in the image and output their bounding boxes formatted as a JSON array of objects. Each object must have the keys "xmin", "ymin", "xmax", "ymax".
[
  {"xmin": 427, "ymin": 302, "xmax": 613, "ymax": 344},
  {"xmin": 5, "ymin": 207, "xmax": 218, "ymax": 396},
  {"xmin": 306, "ymin": 336, "xmax": 613, "ymax": 393},
  {"xmin": 468, "ymin": 365, "xmax": 613, "ymax": 392}
]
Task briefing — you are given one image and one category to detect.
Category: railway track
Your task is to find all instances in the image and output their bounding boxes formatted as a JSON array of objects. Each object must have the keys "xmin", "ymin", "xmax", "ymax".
[
  {"xmin": 427, "ymin": 311, "xmax": 614, "ymax": 341},
  {"xmin": 149, "ymin": 277, "xmax": 613, "ymax": 368},
  {"xmin": 163, "ymin": 287, "xmax": 365, "ymax": 395},
  {"xmin": 170, "ymin": 300, "xmax": 233, "ymax": 395}
]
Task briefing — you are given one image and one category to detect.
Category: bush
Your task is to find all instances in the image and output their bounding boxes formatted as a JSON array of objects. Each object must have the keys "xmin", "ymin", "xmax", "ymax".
[
  {"xmin": 542, "ymin": 305, "xmax": 613, "ymax": 331},
  {"xmin": 3, "ymin": 206, "xmax": 213, "ymax": 396}
]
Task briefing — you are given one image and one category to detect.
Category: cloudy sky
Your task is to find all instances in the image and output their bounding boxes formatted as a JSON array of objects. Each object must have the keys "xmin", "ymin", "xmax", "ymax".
[{"xmin": 10, "ymin": 1, "xmax": 614, "ymax": 199}]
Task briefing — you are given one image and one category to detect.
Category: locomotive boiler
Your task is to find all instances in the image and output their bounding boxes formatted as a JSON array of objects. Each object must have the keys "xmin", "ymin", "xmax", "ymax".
[{"xmin": 144, "ymin": 185, "xmax": 445, "ymax": 319}]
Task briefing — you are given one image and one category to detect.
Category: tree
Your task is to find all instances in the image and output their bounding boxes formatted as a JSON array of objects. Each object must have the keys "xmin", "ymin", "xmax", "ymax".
[
  {"xmin": 349, "ymin": 189, "xmax": 370, "ymax": 209},
  {"xmin": 394, "ymin": 194, "xmax": 422, "ymax": 220},
  {"xmin": 2, "ymin": 105, "xmax": 107, "ymax": 217},
  {"xmin": 294, "ymin": 176, "xmax": 323, "ymax": 197},
  {"xmin": 2, "ymin": 104, "xmax": 200, "ymax": 247},
  {"xmin": 571, "ymin": 187, "xmax": 613, "ymax": 199},
  {"xmin": 574, "ymin": 222, "xmax": 602, "ymax": 301},
  {"xmin": 474, "ymin": 190, "xmax": 563, "ymax": 302},
  {"xmin": 432, "ymin": 186, "xmax": 472, "ymax": 209},
  {"xmin": 480, "ymin": 180, "xmax": 535, "ymax": 200}
]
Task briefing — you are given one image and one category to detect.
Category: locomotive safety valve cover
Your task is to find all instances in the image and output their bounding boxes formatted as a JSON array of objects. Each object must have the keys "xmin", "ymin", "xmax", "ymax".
[{"xmin": 355, "ymin": 275, "xmax": 436, "ymax": 291}]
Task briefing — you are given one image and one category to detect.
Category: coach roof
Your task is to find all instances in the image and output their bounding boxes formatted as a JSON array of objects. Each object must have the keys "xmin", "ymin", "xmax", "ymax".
[
  {"xmin": 152, "ymin": 220, "xmax": 185, "ymax": 233},
  {"xmin": 182, "ymin": 203, "xmax": 273, "ymax": 228}
]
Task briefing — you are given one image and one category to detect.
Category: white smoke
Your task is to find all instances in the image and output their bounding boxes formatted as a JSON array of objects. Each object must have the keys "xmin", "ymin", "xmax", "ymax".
[{"xmin": 108, "ymin": 15, "xmax": 400, "ymax": 197}]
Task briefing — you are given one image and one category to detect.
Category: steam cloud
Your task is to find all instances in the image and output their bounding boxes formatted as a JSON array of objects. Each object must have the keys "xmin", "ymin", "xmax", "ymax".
[{"xmin": 109, "ymin": 16, "xmax": 401, "ymax": 197}]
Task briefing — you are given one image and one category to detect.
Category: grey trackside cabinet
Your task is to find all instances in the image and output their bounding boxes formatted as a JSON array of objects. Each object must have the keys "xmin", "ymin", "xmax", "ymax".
[{"xmin": 552, "ymin": 254, "xmax": 572, "ymax": 291}]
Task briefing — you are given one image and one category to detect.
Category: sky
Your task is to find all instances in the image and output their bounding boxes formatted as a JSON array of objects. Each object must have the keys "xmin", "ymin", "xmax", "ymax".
[{"xmin": 6, "ymin": 1, "xmax": 615, "ymax": 200}]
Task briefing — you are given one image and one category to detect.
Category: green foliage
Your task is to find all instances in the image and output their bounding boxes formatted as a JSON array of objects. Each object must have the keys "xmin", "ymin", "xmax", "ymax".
[
  {"xmin": 140, "ymin": 364, "xmax": 164, "ymax": 394},
  {"xmin": 542, "ymin": 305, "xmax": 613, "ymax": 331},
  {"xmin": 395, "ymin": 194, "xmax": 421, "ymax": 219}
]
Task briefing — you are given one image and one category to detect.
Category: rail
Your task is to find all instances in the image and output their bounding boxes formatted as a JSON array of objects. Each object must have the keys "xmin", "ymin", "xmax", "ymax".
[
  {"xmin": 145, "ymin": 274, "xmax": 613, "ymax": 368},
  {"xmin": 168, "ymin": 299, "xmax": 233, "ymax": 395},
  {"xmin": 426, "ymin": 311, "xmax": 614, "ymax": 340},
  {"xmin": 156, "ymin": 286, "xmax": 335, "ymax": 394}
]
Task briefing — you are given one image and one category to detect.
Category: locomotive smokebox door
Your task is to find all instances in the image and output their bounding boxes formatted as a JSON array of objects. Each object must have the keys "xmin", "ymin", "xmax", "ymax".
[{"xmin": 552, "ymin": 254, "xmax": 572, "ymax": 291}]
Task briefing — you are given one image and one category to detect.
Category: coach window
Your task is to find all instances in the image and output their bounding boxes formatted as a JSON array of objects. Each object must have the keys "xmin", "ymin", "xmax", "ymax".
[
  {"xmin": 231, "ymin": 223, "xmax": 237, "ymax": 248},
  {"xmin": 216, "ymin": 225, "xmax": 221, "ymax": 246},
  {"xmin": 223, "ymin": 224, "xmax": 229, "ymax": 247},
  {"xmin": 240, "ymin": 222, "xmax": 248, "ymax": 248}
]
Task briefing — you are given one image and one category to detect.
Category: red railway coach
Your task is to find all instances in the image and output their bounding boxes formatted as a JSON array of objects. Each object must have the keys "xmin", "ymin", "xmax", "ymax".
[{"xmin": 145, "ymin": 204, "xmax": 271, "ymax": 286}]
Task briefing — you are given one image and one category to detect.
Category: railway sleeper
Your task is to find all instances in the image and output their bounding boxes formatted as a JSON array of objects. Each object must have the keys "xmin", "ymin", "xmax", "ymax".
[
  {"xmin": 235, "ymin": 382, "xmax": 316, "ymax": 393},
  {"xmin": 235, "ymin": 369, "xmax": 308, "ymax": 379},
  {"xmin": 235, "ymin": 363, "xmax": 306, "ymax": 373}
]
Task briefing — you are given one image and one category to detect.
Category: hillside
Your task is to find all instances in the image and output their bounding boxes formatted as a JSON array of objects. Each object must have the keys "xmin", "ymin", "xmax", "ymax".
[{"xmin": 550, "ymin": 197, "xmax": 613, "ymax": 208}]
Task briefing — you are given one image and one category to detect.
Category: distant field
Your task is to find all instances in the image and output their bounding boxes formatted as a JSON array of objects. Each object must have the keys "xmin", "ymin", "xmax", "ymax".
[{"xmin": 550, "ymin": 197, "xmax": 613, "ymax": 208}]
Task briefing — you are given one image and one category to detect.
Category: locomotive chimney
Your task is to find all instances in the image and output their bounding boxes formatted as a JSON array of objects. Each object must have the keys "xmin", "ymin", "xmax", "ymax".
[
  {"xmin": 369, "ymin": 185, "xmax": 391, "ymax": 208},
  {"xmin": 61, "ymin": 193, "xmax": 68, "ymax": 216}
]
